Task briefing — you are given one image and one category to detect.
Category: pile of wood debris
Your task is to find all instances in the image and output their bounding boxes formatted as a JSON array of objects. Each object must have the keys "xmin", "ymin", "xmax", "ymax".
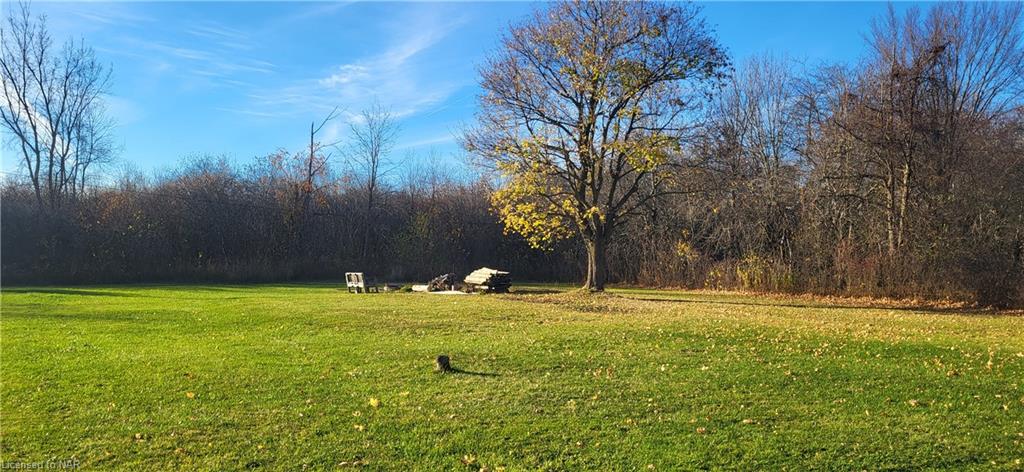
[
  {"xmin": 463, "ymin": 267, "xmax": 512, "ymax": 293},
  {"xmin": 427, "ymin": 273, "xmax": 456, "ymax": 291}
]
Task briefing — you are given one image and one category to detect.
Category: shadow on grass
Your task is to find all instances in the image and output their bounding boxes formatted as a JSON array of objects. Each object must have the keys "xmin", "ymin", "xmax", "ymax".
[
  {"xmin": 508, "ymin": 288, "xmax": 561, "ymax": 295},
  {"xmin": 2, "ymin": 310, "xmax": 156, "ymax": 323},
  {"xmin": 623, "ymin": 295, "xmax": 1016, "ymax": 317},
  {"xmin": 445, "ymin": 368, "xmax": 500, "ymax": 377},
  {"xmin": 1, "ymin": 288, "xmax": 145, "ymax": 298}
]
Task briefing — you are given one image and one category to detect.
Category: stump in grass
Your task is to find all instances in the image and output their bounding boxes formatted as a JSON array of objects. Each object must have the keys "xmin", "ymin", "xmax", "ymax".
[{"xmin": 435, "ymin": 355, "xmax": 451, "ymax": 373}]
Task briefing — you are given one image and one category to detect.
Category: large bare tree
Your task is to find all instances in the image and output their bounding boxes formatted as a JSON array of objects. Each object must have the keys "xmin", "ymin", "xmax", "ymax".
[
  {"xmin": 349, "ymin": 102, "xmax": 399, "ymax": 263},
  {"xmin": 70, "ymin": 104, "xmax": 117, "ymax": 195},
  {"xmin": 0, "ymin": 2, "xmax": 112, "ymax": 208},
  {"xmin": 806, "ymin": 3, "xmax": 1022, "ymax": 260},
  {"xmin": 464, "ymin": 0, "xmax": 728, "ymax": 290},
  {"xmin": 699, "ymin": 55, "xmax": 802, "ymax": 260}
]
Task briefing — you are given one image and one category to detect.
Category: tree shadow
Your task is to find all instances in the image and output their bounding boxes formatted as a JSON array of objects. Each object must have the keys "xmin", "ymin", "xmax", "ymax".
[
  {"xmin": 1, "ymin": 288, "xmax": 145, "ymax": 298},
  {"xmin": 508, "ymin": 288, "xmax": 561, "ymax": 295},
  {"xmin": 446, "ymin": 367, "xmax": 500, "ymax": 377},
  {"xmin": 2, "ymin": 310, "xmax": 156, "ymax": 323},
  {"xmin": 623, "ymin": 295, "xmax": 1017, "ymax": 317}
]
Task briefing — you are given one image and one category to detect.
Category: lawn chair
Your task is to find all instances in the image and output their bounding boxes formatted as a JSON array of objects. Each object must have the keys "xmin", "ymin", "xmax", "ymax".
[{"xmin": 345, "ymin": 272, "xmax": 379, "ymax": 293}]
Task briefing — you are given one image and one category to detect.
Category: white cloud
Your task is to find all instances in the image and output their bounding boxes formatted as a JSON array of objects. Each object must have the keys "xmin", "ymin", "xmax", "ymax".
[
  {"xmin": 69, "ymin": 6, "xmax": 153, "ymax": 27},
  {"xmin": 185, "ymin": 22, "xmax": 255, "ymax": 51},
  {"xmin": 186, "ymin": 24, "xmax": 248, "ymax": 42},
  {"xmin": 319, "ymin": 65, "xmax": 370, "ymax": 87},
  {"xmin": 239, "ymin": 9, "xmax": 469, "ymax": 124},
  {"xmin": 319, "ymin": 120, "xmax": 345, "ymax": 146},
  {"xmin": 213, "ymin": 107, "xmax": 277, "ymax": 118},
  {"xmin": 395, "ymin": 133, "xmax": 456, "ymax": 151},
  {"xmin": 277, "ymin": 2, "xmax": 357, "ymax": 27},
  {"xmin": 105, "ymin": 95, "xmax": 143, "ymax": 126},
  {"xmin": 116, "ymin": 37, "xmax": 275, "ymax": 86}
]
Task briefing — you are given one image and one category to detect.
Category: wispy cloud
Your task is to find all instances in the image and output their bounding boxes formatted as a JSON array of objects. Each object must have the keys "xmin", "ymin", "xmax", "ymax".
[
  {"xmin": 186, "ymin": 24, "xmax": 248, "ymax": 42},
  {"xmin": 395, "ymin": 133, "xmax": 456, "ymax": 151},
  {"xmin": 213, "ymin": 107, "xmax": 277, "ymax": 118},
  {"xmin": 71, "ymin": 7, "xmax": 153, "ymax": 27},
  {"xmin": 105, "ymin": 95, "xmax": 144, "ymax": 126},
  {"xmin": 319, "ymin": 19, "xmax": 450, "ymax": 86},
  {"xmin": 277, "ymin": 2, "xmax": 357, "ymax": 27},
  {"xmin": 37, "ymin": 2, "xmax": 154, "ymax": 39},
  {"xmin": 114, "ymin": 35, "xmax": 274, "ymax": 87},
  {"xmin": 239, "ymin": 9, "xmax": 469, "ymax": 123},
  {"xmin": 185, "ymin": 23, "xmax": 253, "ymax": 51}
]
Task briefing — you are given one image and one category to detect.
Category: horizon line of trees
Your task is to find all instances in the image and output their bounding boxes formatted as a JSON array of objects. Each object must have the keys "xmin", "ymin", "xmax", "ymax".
[{"xmin": 2, "ymin": 1, "xmax": 1023, "ymax": 306}]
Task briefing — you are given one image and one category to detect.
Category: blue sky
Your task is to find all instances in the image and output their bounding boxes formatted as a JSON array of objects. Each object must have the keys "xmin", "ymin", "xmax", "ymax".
[{"xmin": 4, "ymin": 1, "xmax": 926, "ymax": 176}]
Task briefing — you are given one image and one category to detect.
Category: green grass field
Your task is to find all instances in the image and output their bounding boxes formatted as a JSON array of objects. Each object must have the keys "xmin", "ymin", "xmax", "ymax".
[{"xmin": 1, "ymin": 284, "xmax": 1022, "ymax": 470}]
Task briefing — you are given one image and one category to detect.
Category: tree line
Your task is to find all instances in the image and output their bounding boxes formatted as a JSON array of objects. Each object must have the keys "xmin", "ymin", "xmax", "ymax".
[
  {"xmin": 2, "ymin": 1, "xmax": 1022, "ymax": 306},
  {"xmin": 467, "ymin": 1, "xmax": 1023, "ymax": 305}
]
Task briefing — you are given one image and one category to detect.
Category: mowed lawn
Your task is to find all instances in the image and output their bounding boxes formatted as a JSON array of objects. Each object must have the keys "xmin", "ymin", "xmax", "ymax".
[{"xmin": 1, "ymin": 284, "xmax": 1022, "ymax": 470}]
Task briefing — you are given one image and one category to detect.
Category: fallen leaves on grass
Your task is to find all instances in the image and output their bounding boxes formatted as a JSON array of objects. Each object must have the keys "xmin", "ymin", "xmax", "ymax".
[
  {"xmin": 517, "ymin": 291, "xmax": 627, "ymax": 314},
  {"xmin": 369, "ymin": 397, "xmax": 381, "ymax": 408}
]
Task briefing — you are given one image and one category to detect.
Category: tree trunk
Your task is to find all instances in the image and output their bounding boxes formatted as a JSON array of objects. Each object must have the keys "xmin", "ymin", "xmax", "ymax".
[
  {"xmin": 583, "ymin": 236, "xmax": 608, "ymax": 292},
  {"xmin": 361, "ymin": 185, "xmax": 375, "ymax": 265}
]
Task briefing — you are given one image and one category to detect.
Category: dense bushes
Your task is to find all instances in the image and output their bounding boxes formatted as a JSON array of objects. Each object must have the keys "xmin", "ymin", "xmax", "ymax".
[
  {"xmin": 0, "ymin": 158, "xmax": 577, "ymax": 285},
  {"xmin": 2, "ymin": 139, "xmax": 1020, "ymax": 305}
]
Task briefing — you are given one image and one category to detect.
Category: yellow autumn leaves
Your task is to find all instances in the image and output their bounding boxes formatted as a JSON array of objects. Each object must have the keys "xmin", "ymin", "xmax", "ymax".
[
  {"xmin": 489, "ymin": 131, "xmax": 677, "ymax": 249},
  {"xmin": 606, "ymin": 132, "xmax": 677, "ymax": 172},
  {"xmin": 353, "ymin": 397, "xmax": 382, "ymax": 433},
  {"xmin": 491, "ymin": 171, "xmax": 574, "ymax": 249}
]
